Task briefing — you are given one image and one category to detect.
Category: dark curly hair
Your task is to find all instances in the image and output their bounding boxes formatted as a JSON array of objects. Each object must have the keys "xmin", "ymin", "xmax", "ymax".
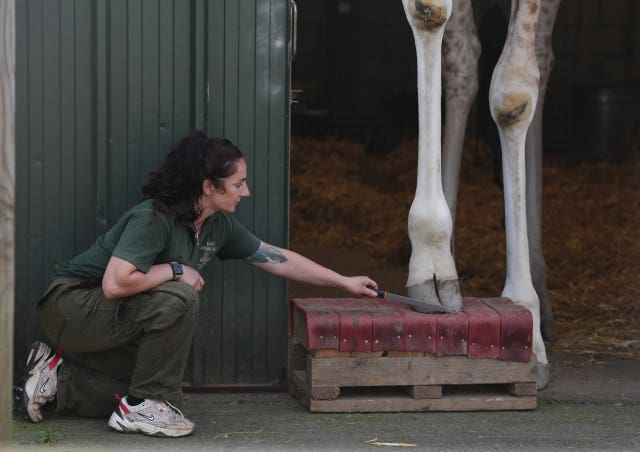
[{"xmin": 141, "ymin": 131, "xmax": 244, "ymax": 225}]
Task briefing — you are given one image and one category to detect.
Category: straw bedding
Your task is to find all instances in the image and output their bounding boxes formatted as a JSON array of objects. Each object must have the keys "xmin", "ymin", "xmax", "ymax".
[{"xmin": 290, "ymin": 136, "xmax": 640, "ymax": 360}]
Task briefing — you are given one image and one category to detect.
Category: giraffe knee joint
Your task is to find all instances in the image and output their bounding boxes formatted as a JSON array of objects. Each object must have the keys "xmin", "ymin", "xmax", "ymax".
[
  {"xmin": 408, "ymin": 0, "xmax": 449, "ymax": 32},
  {"xmin": 493, "ymin": 92, "xmax": 533, "ymax": 128}
]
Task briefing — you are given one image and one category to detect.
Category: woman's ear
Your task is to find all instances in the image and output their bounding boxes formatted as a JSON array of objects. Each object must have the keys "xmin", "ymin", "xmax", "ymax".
[{"xmin": 202, "ymin": 179, "xmax": 214, "ymax": 195}]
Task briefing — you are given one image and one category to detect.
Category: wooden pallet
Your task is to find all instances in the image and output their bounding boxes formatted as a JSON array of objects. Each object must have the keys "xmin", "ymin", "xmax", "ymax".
[
  {"xmin": 288, "ymin": 297, "xmax": 538, "ymax": 413},
  {"xmin": 288, "ymin": 338, "xmax": 537, "ymax": 412}
]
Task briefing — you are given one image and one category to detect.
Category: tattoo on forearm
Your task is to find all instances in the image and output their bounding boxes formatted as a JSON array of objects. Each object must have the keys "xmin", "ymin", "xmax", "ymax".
[{"xmin": 249, "ymin": 244, "xmax": 288, "ymax": 264}]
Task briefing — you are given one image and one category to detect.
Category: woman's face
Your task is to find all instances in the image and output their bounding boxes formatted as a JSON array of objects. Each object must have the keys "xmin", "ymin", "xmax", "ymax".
[{"xmin": 206, "ymin": 158, "xmax": 250, "ymax": 213}]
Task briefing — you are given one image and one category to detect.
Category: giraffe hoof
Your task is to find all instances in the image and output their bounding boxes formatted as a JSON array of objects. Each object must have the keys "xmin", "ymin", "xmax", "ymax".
[
  {"xmin": 407, "ymin": 278, "xmax": 462, "ymax": 312},
  {"xmin": 536, "ymin": 362, "xmax": 550, "ymax": 390}
]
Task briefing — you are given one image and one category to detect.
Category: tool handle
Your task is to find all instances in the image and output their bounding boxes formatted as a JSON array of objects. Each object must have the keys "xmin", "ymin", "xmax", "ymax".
[{"xmin": 367, "ymin": 285, "xmax": 386, "ymax": 299}]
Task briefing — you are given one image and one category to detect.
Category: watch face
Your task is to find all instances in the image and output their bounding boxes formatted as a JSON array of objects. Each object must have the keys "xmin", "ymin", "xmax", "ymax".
[{"xmin": 170, "ymin": 262, "xmax": 183, "ymax": 279}]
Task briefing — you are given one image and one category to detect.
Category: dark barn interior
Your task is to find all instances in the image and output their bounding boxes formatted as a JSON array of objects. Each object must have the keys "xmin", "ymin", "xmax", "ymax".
[{"xmin": 288, "ymin": 0, "xmax": 640, "ymax": 359}]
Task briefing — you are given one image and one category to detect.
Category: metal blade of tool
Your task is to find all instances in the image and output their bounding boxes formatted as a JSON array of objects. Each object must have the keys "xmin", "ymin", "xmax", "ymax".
[{"xmin": 368, "ymin": 286, "xmax": 450, "ymax": 314}]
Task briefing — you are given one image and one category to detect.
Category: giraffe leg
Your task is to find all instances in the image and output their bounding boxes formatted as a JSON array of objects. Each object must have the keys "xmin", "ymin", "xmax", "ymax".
[
  {"xmin": 527, "ymin": 110, "xmax": 555, "ymax": 341},
  {"xmin": 441, "ymin": 0, "xmax": 481, "ymax": 226},
  {"xmin": 402, "ymin": 0, "xmax": 462, "ymax": 312},
  {"xmin": 527, "ymin": 0, "xmax": 561, "ymax": 342},
  {"xmin": 490, "ymin": 0, "xmax": 549, "ymax": 388}
]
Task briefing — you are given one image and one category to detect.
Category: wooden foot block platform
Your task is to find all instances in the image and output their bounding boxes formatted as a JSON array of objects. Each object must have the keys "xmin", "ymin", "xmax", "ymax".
[{"xmin": 288, "ymin": 297, "xmax": 537, "ymax": 413}]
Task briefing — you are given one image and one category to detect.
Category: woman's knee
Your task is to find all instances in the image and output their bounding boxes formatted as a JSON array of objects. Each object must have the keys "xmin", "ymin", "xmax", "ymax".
[{"xmin": 135, "ymin": 282, "xmax": 199, "ymax": 330}]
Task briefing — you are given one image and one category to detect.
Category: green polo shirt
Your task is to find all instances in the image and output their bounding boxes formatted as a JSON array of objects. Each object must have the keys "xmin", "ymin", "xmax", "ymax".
[{"xmin": 55, "ymin": 199, "xmax": 261, "ymax": 279}]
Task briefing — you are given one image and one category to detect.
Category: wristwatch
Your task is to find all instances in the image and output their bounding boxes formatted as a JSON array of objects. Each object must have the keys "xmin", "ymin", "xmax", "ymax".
[{"xmin": 169, "ymin": 261, "xmax": 183, "ymax": 281}]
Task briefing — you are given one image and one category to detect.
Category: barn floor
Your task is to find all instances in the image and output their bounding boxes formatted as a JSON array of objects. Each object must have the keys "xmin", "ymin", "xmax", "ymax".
[
  {"xmin": 290, "ymin": 136, "xmax": 640, "ymax": 361},
  {"xmin": 11, "ymin": 352, "xmax": 640, "ymax": 450}
]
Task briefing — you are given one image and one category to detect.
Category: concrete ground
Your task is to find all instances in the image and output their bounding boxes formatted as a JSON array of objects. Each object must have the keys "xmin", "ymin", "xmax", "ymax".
[{"xmin": 10, "ymin": 351, "xmax": 640, "ymax": 451}]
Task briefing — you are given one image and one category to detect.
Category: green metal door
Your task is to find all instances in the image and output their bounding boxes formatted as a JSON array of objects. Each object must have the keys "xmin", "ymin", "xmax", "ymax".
[{"xmin": 15, "ymin": 0, "xmax": 291, "ymax": 385}]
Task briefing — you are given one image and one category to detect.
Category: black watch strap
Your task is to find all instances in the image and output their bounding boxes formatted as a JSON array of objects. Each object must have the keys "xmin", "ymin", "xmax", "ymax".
[{"xmin": 169, "ymin": 261, "xmax": 183, "ymax": 281}]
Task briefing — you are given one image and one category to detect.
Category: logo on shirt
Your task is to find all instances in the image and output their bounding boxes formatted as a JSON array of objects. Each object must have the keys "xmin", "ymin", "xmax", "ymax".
[
  {"xmin": 200, "ymin": 241, "xmax": 217, "ymax": 253},
  {"xmin": 197, "ymin": 241, "xmax": 218, "ymax": 269}
]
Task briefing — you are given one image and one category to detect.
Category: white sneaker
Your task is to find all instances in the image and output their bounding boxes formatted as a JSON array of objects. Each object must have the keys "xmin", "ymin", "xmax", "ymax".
[
  {"xmin": 17, "ymin": 341, "xmax": 64, "ymax": 422},
  {"xmin": 108, "ymin": 396, "xmax": 195, "ymax": 438}
]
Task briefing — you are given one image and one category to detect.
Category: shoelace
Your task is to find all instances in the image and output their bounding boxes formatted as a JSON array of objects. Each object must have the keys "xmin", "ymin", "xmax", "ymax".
[{"xmin": 163, "ymin": 400, "xmax": 186, "ymax": 420}]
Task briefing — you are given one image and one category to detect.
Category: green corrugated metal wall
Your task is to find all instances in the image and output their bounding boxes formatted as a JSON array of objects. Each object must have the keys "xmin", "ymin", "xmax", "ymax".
[{"xmin": 15, "ymin": 0, "xmax": 291, "ymax": 385}]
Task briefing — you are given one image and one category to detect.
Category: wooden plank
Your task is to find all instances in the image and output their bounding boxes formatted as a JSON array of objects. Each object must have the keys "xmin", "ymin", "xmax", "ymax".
[
  {"xmin": 308, "ymin": 384, "xmax": 341, "ymax": 400},
  {"xmin": 41, "ymin": 0, "xmax": 62, "ymax": 278},
  {"xmin": 221, "ymin": 263, "xmax": 239, "ymax": 382},
  {"xmin": 158, "ymin": 0, "xmax": 174, "ymax": 149},
  {"xmin": 290, "ymin": 370, "xmax": 309, "ymax": 402},
  {"xmin": 94, "ymin": 0, "xmax": 109, "ymax": 239},
  {"xmin": 243, "ymin": 0, "xmax": 266, "ymax": 384},
  {"xmin": 287, "ymin": 338, "xmax": 307, "ymax": 375},
  {"xmin": 108, "ymin": 0, "xmax": 128, "ymax": 218},
  {"xmin": 387, "ymin": 351, "xmax": 425, "ymax": 357},
  {"xmin": 307, "ymin": 388, "xmax": 537, "ymax": 413},
  {"xmin": 26, "ymin": 0, "xmax": 44, "ymax": 309},
  {"xmin": 0, "ymin": 0, "xmax": 15, "ymax": 444},
  {"xmin": 219, "ymin": 0, "xmax": 243, "ymax": 380},
  {"xmin": 312, "ymin": 350, "xmax": 349, "ymax": 358},
  {"xmin": 207, "ymin": 0, "xmax": 225, "ymax": 136},
  {"xmin": 222, "ymin": 0, "xmax": 239, "ymax": 140},
  {"xmin": 237, "ymin": 0, "xmax": 256, "ymax": 152},
  {"xmin": 308, "ymin": 355, "xmax": 537, "ymax": 387},
  {"xmin": 126, "ymin": 0, "xmax": 143, "ymax": 204},
  {"xmin": 59, "ymin": 0, "xmax": 77, "ymax": 249},
  {"xmin": 171, "ymin": 0, "xmax": 190, "ymax": 136},
  {"xmin": 12, "ymin": 0, "xmax": 28, "ymax": 355},
  {"xmin": 350, "ymin": 351, "xmax": 384, "ymax": 358},
  {"xmin": 407, "ymin": 385, "xmax": 442, "ymax": 399},
  {"xmin": 504, "ymin": 382, "xmax": 537, "ymax": 396},
  {"xmin": 263, "ymin": 4, "xmax": 289, "ymax": 381},
  {"xmin": 140, "ymin": 0, "xmax": 161, "ymax": 165},
  {"xmin": 74, "ymin": 0, "xmax": 95, "ymax": 247},
  {"xmin": 192, "ymin": 0, "xmax": 206, "ymax": 131}
]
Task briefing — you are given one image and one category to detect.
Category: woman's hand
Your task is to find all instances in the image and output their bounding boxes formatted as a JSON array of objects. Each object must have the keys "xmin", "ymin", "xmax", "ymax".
[
  {"xmin": 339, "ymin": 276, "xmax": 379, "ymax": 297},
  {"xmin": 181, "ymin": 265, "xmax": 205, "ymax": 292}
]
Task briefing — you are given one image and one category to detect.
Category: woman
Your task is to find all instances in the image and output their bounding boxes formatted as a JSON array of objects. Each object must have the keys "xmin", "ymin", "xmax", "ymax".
[{"xmin": 18, "ymin": 131, "xmax": 378, "ymax": 438}]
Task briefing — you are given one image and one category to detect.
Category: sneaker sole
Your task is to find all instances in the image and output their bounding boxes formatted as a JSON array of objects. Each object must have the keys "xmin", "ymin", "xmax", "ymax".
[
  {"xmin": 19, "ymin": 341, "xmax": 54, "ymax": 423},
  {"xmin": 107, "ymin": 409, "xmax": 194, "ymax": 438}
]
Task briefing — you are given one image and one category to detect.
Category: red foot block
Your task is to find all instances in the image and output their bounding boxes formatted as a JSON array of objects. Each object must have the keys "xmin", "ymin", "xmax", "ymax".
[
  {"xmin": 463, "ymin": 297, "xmax": 501, "ymax": 359},
  {"xmin": 291, "ymin": 298, "xmax": 340, "ymax": 350},
  {"xmin": 337, "ymin": 298, "xmax": 404, "ymax": 352},
  {"xmin": 436, "ymin": 313, "xmax": 469, "ymax": 356},
  {"xmin": 292, "ymin": 297, "xmax": 533, "ymax": 363},
  {"xmin": 483, "ymin": 298, "xmax": 533, "ymax": 363},
  {"xmin": 338, "ymin": 309, "xmax": 373, "ymax": 352},
  {"xmin": 371, "ymin": 310, "xmax": 405, "ymax": 351},
  {"xmin": 403, "ymin": 310, "xmax": 437, "ymax": 353}
]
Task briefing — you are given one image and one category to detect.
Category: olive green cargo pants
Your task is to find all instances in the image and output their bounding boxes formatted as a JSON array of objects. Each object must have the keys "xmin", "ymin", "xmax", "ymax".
[{"xmin": 38, "ymin": 277, "xmax": 199, "ymax": 417}]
